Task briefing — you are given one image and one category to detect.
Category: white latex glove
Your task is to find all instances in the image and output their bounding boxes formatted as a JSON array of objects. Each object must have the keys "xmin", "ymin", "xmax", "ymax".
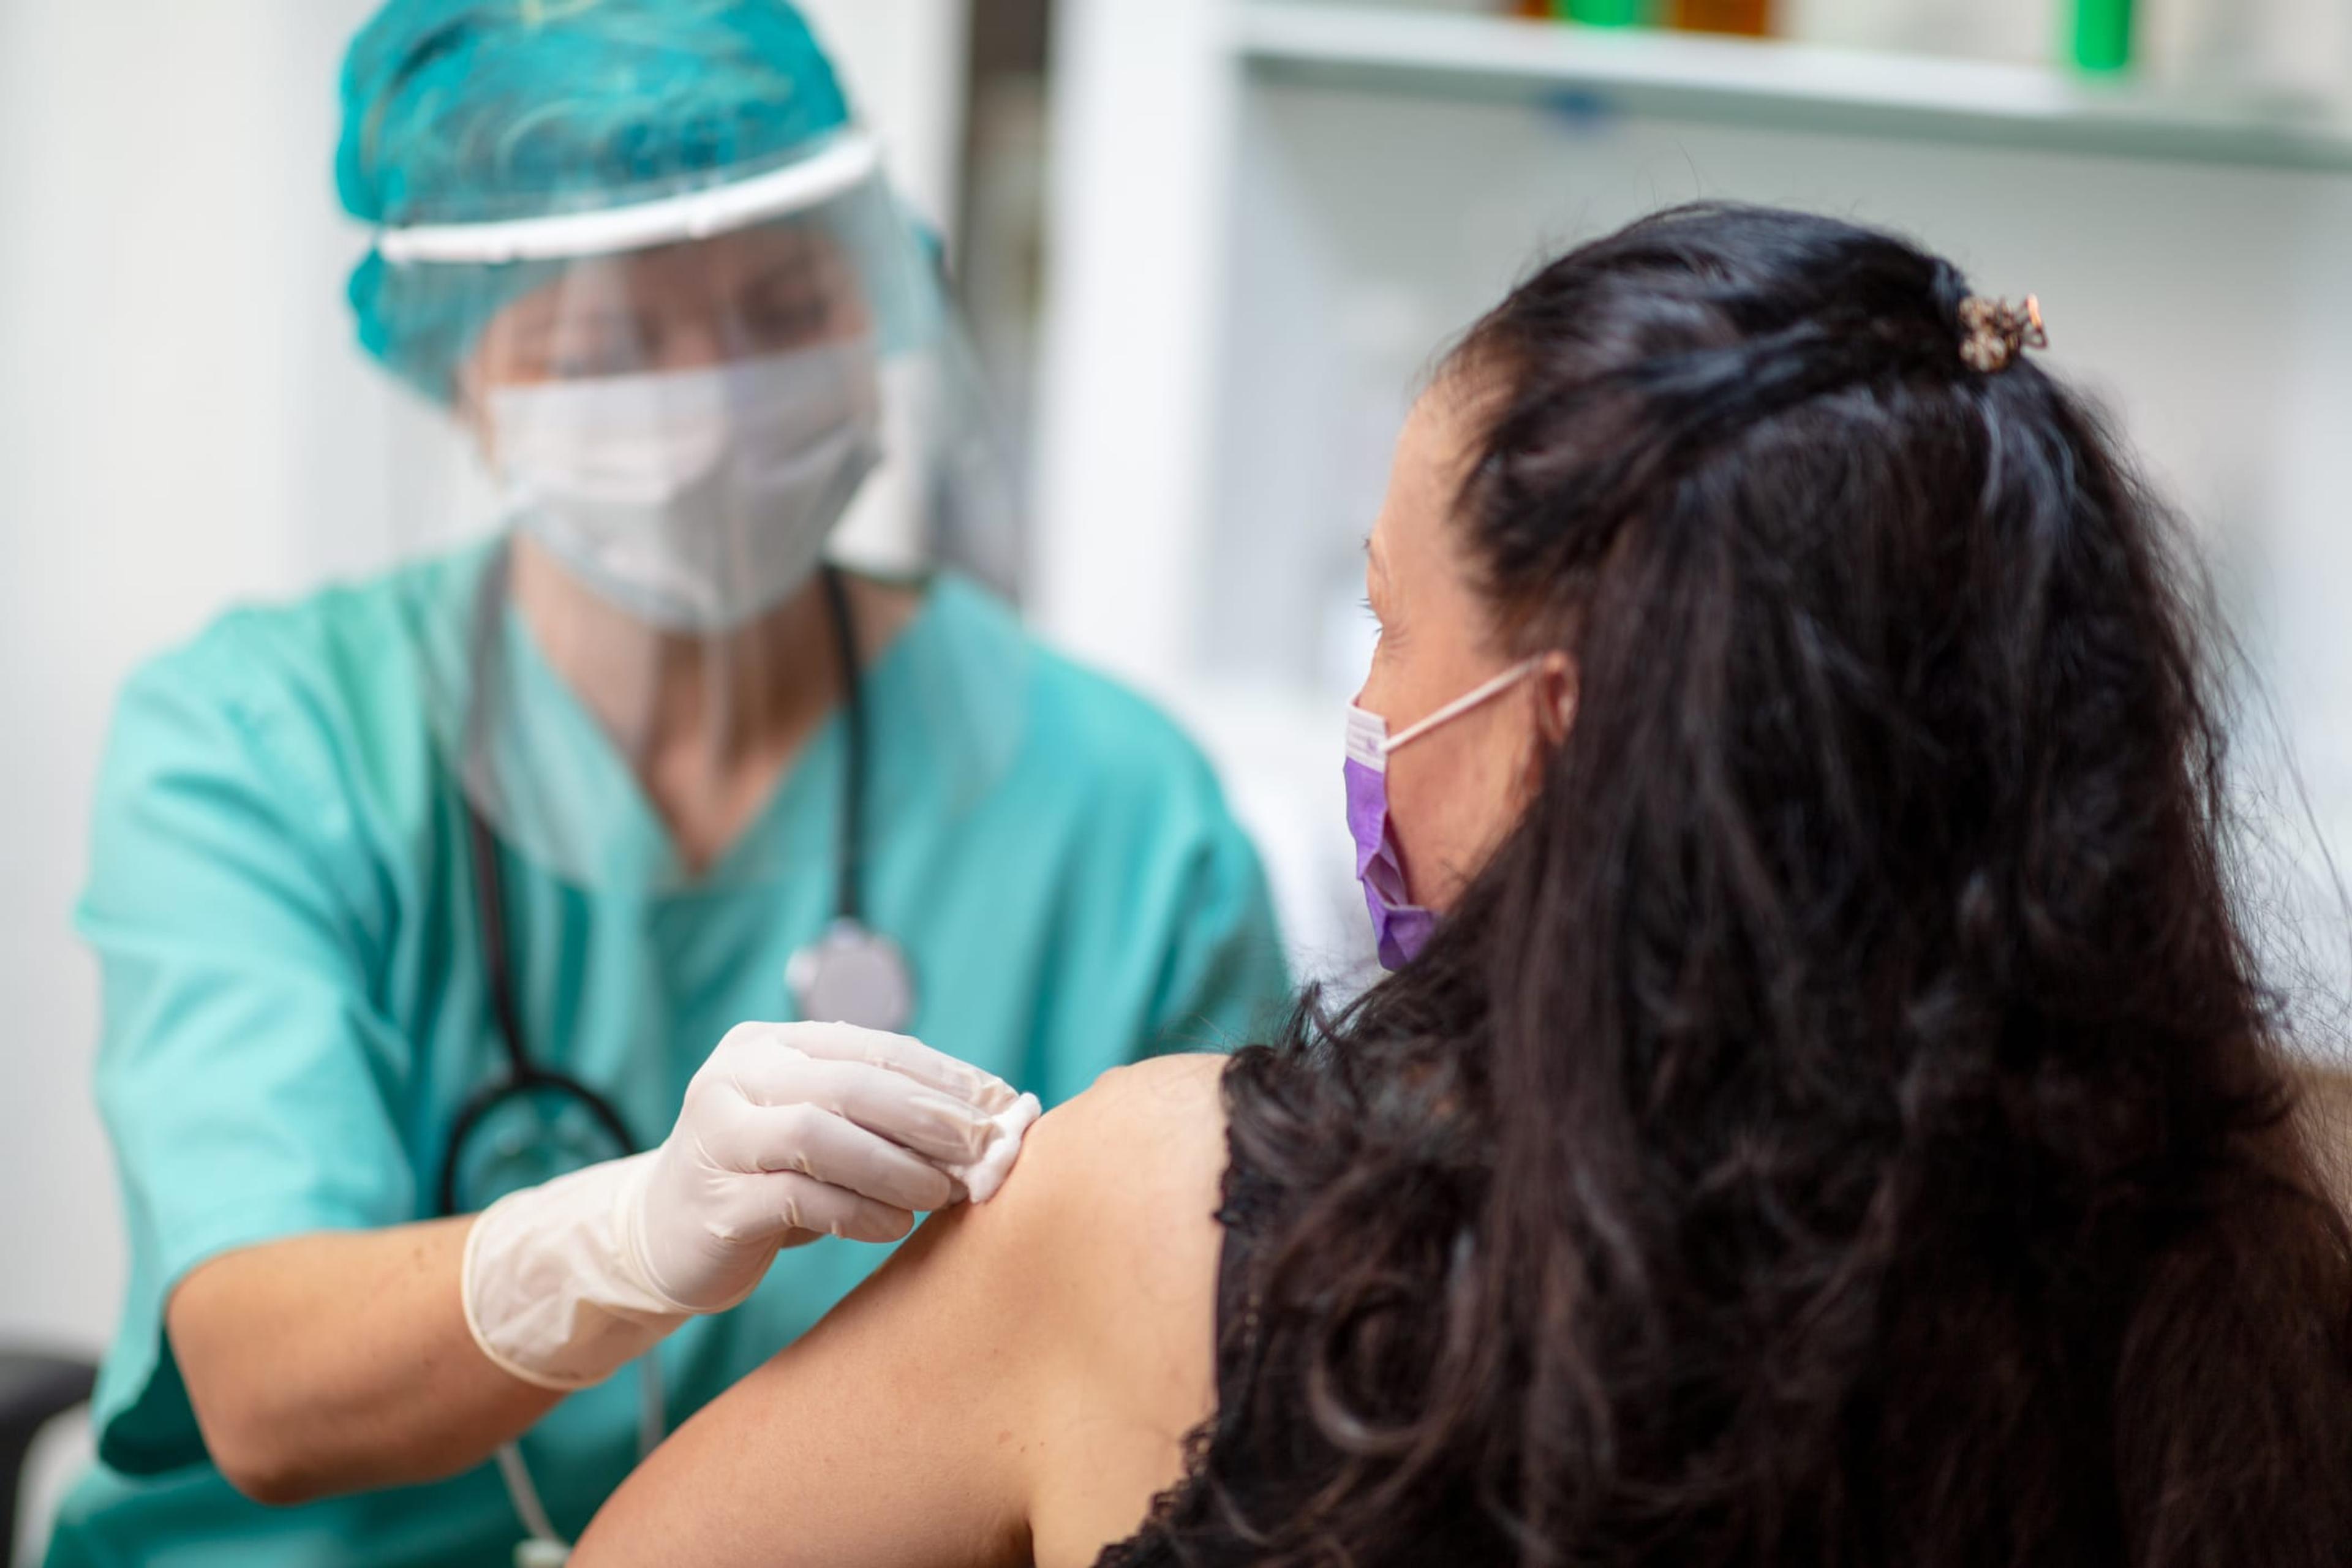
[{"xmin": 463, "ymin": 1021, "xmax": 1042, "ymax": 1390}]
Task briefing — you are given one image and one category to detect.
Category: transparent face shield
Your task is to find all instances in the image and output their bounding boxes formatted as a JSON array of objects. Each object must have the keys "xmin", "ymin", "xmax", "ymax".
[{"xmin": 371, "ymin": 132, "xmax": 1028, "ymax": 899}]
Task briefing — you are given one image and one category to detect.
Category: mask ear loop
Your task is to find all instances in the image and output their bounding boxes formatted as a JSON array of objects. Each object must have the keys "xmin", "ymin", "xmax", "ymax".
[{"xmin": 1383, "ymin": 658, "xmax": 1544, "ymax": 755}]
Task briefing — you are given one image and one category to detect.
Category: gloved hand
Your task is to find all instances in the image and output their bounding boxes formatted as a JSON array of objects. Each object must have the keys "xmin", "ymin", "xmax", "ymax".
[{"xmin": 462, "ymin": 1021, "xmax": 1042, "ymax": 1390}]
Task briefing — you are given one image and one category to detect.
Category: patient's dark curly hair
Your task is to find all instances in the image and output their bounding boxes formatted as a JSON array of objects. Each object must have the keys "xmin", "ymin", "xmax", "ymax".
[{"xmin": 1177, "ymin": 206, "xmax": 2352, "ymax": 1566}]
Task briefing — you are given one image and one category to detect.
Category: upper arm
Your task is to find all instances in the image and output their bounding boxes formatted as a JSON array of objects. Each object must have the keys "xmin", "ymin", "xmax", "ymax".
[
  {"xmin": 574, "ymin": 1053, "xmax": 1232, "ymax": 1568},
  {"xmin": 84, "ymin": 645, "xmax": 409, "ymax": 1472},
  {"xmin": 90, "ymin": 647, "xmax": 403, "ymax": 1223}
]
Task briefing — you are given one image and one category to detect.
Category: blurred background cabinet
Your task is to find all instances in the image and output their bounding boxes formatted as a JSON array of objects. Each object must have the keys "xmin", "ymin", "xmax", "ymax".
[{"xmin": 1033, "ymin": 0, "xmax": 2352, "ymax": 981}]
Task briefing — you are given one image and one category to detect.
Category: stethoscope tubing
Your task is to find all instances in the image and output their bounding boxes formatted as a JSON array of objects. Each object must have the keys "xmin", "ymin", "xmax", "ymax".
[
  {"xmin": 435, "ymin": 552, "xmax": 871, "ymax": 1217},
  {"xmin": 441, "ymin": 550, "xmax": 876, "ymax": 1559}
]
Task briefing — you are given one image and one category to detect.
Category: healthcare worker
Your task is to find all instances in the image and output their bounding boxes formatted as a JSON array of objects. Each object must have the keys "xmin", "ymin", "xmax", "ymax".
[{"xmin": 43, "ymin": 3, "xmax": 1289, "ymax": 1564}]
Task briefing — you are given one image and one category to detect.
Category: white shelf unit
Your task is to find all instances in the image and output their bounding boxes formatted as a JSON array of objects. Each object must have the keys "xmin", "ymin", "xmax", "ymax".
[
  {"xmin": 1035, "ymin": 0, "xmax": 2352, "ymax": 979},
  {"xmin": 1234, "ymin": 3, "xmax": 2352, "ymax": 173}
]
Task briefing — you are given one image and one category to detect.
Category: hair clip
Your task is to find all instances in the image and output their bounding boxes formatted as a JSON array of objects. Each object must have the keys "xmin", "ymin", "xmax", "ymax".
[{"xmin": 1956, "ymin": 294, "xmax": 2048, "ymax": 374}]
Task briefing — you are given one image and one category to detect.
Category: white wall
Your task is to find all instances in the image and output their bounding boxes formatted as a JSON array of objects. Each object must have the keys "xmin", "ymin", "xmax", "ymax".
[
  {"xmin": 0, "ymin": 0, "xmax": 391, "ymax": 1364},
  {"xmin": 0, "ymin": 0, "xmax": 970, "ymax": 1393},
  {"xmin": 798, "ymin": 0, "xmax": 972, "ymax": 235}
]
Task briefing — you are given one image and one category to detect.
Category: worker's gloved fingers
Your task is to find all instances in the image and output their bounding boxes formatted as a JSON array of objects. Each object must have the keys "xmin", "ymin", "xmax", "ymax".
[
  {"xmin": 727, "ymin": 1021, "xmax": 1017, "ymax": 1112},
  {"xmin": 725, "ymin": 1103, "xmax": 959, "ymax": 1213},
  {"xmin": 725, "ymin": 1052, "xmax": 998, "ymax": 1168},
  {"xmin": 750, "ymin": 1172, "xmax": 916, "ymax": 1246}
]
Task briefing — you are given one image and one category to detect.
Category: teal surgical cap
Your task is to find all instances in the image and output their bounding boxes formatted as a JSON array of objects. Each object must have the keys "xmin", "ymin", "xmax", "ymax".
[{"xmin": 337, "ymin": 0, "xmax": 855, "ymax": 402}]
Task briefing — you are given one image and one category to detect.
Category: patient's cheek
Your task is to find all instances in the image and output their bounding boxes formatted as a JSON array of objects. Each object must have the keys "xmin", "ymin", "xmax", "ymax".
[{"xmin": 1385, "ymin": 747, "xmax": 1471, "ymax": 913}]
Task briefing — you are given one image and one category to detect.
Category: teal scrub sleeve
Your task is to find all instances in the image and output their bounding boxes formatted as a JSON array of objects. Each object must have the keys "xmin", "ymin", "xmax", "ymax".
[
  {"xmin": 78, "ymin": 633, "xmax": 413, "ymax": 1475},
  {"xmin": 1139, "ymin": 788, "xmax": 1292, "ymax": 1060}
]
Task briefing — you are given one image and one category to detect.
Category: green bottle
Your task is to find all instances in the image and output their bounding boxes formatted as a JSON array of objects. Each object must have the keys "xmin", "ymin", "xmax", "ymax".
[
  {"xmin": 2073, "ymin": 0, "xmax": 2133, "ymax": 72},
  {"xmin": 1554, "ymin": 0, "xmax": 1649, "ymax": 25}
]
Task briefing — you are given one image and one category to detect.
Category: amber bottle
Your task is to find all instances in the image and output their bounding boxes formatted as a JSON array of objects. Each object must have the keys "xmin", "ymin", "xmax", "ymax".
[{"xmin": 1668, "ymin": 0, "xmax": 1770, "ymax": 36}]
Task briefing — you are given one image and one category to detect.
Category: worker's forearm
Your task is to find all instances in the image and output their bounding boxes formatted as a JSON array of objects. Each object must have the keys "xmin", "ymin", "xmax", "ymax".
[{"xmin": 167, "ymin": 1218, "xmax": 564, "ymax": 1505}]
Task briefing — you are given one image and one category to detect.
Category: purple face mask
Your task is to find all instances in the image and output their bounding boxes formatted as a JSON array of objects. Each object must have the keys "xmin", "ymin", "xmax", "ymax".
[{"xmin": 1344, "ymin": 661, "xmax": 1540, "ymax": 970}]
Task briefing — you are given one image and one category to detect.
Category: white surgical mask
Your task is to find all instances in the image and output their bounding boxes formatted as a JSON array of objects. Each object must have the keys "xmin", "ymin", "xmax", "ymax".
[{"xmin": 489, "ymin": 341, "xmax": 884, "ymax": 631}]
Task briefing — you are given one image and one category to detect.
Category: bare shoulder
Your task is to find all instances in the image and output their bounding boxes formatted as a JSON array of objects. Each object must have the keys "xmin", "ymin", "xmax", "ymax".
[
  {"xmin": 969, "ymin": 1052, "xmax": 1231, "ymax": 1353},
  {"xmin": 1008, "ymin": 1054, "xmax": 1230, "ymax": 1225},
  {"xmin": 985, "ymin": 1054, "xmax": 1232, "ymax": 1564},
  {"xmin": 570, "ymin": 1055, "xmax": 1234, "ymax": 1568},
  {"xmin": 778, "ymin": 1049, "xmax": 1231, "ymax": 1390},
  {"xmin": 766, "ymin": 1050, "xmax": 1231, "ymax": 1368}
]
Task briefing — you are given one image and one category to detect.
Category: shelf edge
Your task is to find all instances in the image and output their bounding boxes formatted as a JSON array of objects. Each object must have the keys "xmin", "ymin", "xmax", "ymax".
[{"xmin": 1230, "ymin": 2, "xmax": 2352, "ymax": 174}]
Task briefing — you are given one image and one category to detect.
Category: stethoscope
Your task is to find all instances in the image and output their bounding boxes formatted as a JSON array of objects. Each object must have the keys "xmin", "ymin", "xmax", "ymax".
[{"xmin": 440, "ymin": 548, "xmax": 918, "ymax": 1565}]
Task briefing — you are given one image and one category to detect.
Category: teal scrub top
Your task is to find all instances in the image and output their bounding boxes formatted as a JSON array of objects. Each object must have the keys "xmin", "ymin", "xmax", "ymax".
[{"xmin": 44, "ymin": 551, "xmax": 1291, "ymax": 1567}]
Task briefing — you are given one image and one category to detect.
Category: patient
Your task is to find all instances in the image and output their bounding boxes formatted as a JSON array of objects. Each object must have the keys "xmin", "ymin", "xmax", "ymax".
[{"xmin": 575, "ymin": 205, "xmax": 2352, "ymax": 1567}]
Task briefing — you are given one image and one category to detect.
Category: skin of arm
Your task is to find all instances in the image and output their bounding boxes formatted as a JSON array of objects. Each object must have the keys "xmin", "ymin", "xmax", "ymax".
[
  {"xmin": 571, "ymin": 1052, "xmax": 1231, "ymax": 1568},
  {"xmin": 168, "ymin": 1219, "xmax": 563, "ymax": 1506}
]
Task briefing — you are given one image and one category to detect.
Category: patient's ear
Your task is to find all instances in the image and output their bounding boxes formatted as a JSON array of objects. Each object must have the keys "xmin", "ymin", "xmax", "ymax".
[
  {"xmin": 1521, "ymin": 650, "xmax": 1577, "ymax": 802},
  {"xmin": 1534, "ymin": 651, "xmax": 1577, "ymax": 745}
]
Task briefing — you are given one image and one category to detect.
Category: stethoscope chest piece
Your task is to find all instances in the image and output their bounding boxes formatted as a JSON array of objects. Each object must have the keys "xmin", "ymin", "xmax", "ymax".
[{"xmin": 788, "ymin": 918, "xmax": 917, "ymax": 1033}]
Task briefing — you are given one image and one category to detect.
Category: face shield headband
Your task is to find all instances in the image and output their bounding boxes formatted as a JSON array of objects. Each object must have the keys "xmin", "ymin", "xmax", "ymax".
[{"xmin": 374, "ymin": 130, "xmax": 885, "ymax": 267}]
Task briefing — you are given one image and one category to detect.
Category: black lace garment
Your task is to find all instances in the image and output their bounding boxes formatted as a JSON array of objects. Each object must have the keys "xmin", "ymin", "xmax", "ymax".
[{"xmin": 1087, "ymin": 1055, "xmax": 1506, "ymax": 1568}]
